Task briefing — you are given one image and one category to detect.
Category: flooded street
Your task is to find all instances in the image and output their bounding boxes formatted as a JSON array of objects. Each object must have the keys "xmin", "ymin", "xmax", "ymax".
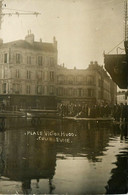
[{"xmin": 0, "ymin": 118, "xmax": 127, "ymax": 194}]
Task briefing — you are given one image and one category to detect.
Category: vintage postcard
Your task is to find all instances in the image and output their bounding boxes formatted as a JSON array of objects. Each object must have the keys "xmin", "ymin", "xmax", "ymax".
[{"xmin": 0, "ymin": 0, "xmax": 127, "ymax": 194}]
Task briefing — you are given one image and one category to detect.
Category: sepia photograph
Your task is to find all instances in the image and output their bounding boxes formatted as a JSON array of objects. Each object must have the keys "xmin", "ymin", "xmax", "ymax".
[{"xmin": 0, "ymin": 0, "xmax": 127, "ymax": 194}]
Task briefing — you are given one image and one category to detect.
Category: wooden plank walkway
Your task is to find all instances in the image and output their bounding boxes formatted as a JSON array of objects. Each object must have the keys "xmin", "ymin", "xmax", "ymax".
[{"xmin": 63, "ymin": 116, "xmax": 114, "ymax": 121}]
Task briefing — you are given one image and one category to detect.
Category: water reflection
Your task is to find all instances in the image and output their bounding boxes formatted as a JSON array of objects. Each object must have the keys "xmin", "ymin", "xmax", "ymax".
[
  {"xmin": 0, "ymin": 118, "xmax": 127, "ymax": 194},
  {"xmin": 106, "ymin": 123, "xmax": 128, "ymax": 194},
  {"xmin": 0, "ymin": 122, "xmax": 57, "ymax": 194},
  {"xmin": 106, "ymin": 150, "xmax": 128, "ymax": 194}
]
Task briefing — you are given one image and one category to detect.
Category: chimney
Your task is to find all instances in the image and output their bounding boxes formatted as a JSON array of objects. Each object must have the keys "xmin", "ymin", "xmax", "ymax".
[
  {"xmin": 53, "ymin": 36, "xmax": 57, "ymax": 48},
  {"xmin": 94, "ymin": 61, "xmax": 98, "ymax": 65},
  {"xmin": 25, "ymin": 30, "xmax": 34, "ymax": 44},
  {"xmin": 0, "ymin": 38, "xmax": 3, "ymax": 46},
  {"xmin": 90, "ymin": 61, "xmax": 93, "ymax": 65}
]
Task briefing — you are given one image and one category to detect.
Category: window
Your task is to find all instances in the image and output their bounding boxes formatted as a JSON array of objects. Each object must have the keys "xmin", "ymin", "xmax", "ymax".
[
  {"xmin": 87, "ymin": 75, "xmax": 94, "ymax": 85},
  {"xmin": 68, "ymin": 88, "xmax": 73, "ymax": 96},
  {"xmin": 68, "ymin": 76, "xmax": 74, "ymax": 84},
  {"xmin": 46, "ymin": 57, "xmax": 50, "ymax": 66},
  {"xmin": 2, "ymin": 83, "xmax": 6, "ymax": 94},
  {"xmin": 87, "ymin": 89, "xmax": 94, "ymax": 97},
  {"xmin": 26, "ymin": 85, "xmax": 31, "ymax": 94},
  {"xmin": 57, "ymin": 87, "xmax": 63, "ymax": 96},
  {"xmin": 77, "ymin": 76, "xmax": 83, "ymax": 84},
  {"xmin": 83, "ymin": 89, "xmax": 87, "ymax": 97},
  {"xmin": 27, "ymin": 56, "xmax": 31, "ymax": 65},
  {"xmin": 37, "ymin": 71, "xmax": 43, "ymax": 81},
  {"xmin": 38, "ymin": 56, "xmax": 43, "ymax": 66},
  {"xmin": 50, "ymin": 57, "xmax": 55, "ymax": 66},
  {"xmin": 3, "ymin": 69, "xmax": 7, "ymax": 79},
  {"xmin": 27, "ymin": 71, "xmax": 31, "ymax": 79},
  {"xmin": 73, "ymin": 89, "xmax": 77, "ymax": 96},
  {"xmin": 13, "ymin": 83, "xmax": 20, "ymax": 94},
  {"xmin": 50, "ymin": 71, "xmax": 54, "ymax": 81},
  {"xmin": 57, "ymin": 75, "xmax": 65, "ymax": 84},
  {"xmin": 16, "ymin": 70, "xmax": 20, "ymax": 78},
  {"xmin": 49, "ymin": 86, "xmax": 54, "ymax": 95},
  {"xmin": 37, "ymin": 85, "xmax": 42, "ymax": 94},
  {"xmin": 78, "ymin": 88, "xmax": 82, "ymax": 97},
  {"xmin": 16, "ymin": 54, "xmax": 21, "ymax": 64},
  {"xmin": 4, "ymin": 53, "xmax": 8, "ymax": 63}
]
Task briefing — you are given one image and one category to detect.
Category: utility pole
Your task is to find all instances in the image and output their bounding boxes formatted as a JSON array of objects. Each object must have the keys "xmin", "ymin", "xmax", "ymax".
[
  {"xmin": 124, "ymin": 0, "xmax": 128, "ymax": 91},
  {"xmin": 124, "ymin": 0, "xmax": 128, "ymax": 53},
  {"xmin": 125, "ymin": 0, "xmax": 128, "ymax": 41},
  {"xmin": 0, "ymin": 0, "xmax": 40, "ymax": 34},
  {"xmin": 0, "ymin": 0, "xmax": 3, "ymax": 30},
  {"xmin": 124, "ymin": 0, "xmax": 128, "ymax": 124}
]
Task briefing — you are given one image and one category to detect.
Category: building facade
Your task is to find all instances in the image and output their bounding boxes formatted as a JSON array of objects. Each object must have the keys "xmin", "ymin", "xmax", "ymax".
[
  {"xmin": 117, "ymin": 91, "xmax": 128, "ymax": 105},
  {"xmin": 56, "ymin": 62, "xmax": 117, "ymax": 105},
  {"xmin": 0, "ymin": 33, "xmax": 58, "ymax": 109},
  {"xmin": 0, "ymin": 33, "xmax": 117, "ymax": 109}
]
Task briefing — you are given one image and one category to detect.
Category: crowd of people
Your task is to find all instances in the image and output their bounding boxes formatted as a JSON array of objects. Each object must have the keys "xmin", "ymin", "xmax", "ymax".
[{"xmin": 57, "ymin": 103, "xmax": 128, "ymax": 122}]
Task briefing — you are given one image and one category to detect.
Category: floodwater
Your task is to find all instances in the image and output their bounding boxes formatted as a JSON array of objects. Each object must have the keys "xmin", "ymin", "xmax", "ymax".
[{"xmin": 0, "ymin": 118, "xmax": 127, "ymax": 194}]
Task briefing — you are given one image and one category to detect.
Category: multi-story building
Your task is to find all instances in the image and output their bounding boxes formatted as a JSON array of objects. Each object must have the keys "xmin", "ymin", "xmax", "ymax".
[
  {"xmin": 0, "ymin": 33, "xmax": 117, "ymax": 109},
  {"xmin": 56, "ymin": 61, "xmax": 117, "ymax": 105},
  {"xmin": 0, "ymin": 33, "xmax": 58, "ymax": 109}
]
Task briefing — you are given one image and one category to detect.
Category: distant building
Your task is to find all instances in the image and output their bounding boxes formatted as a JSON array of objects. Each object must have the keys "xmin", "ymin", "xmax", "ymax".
[
  {"xmin": 0, "ymin": 33, "xmax": 117, "ymax": 109},
  {"xmin": 56, "ymin": 61, "xmax": 117, "ymax": 105},
  {"xmin": 117, "ymin": 91, "xmax": 128, "ymax": 105}
]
